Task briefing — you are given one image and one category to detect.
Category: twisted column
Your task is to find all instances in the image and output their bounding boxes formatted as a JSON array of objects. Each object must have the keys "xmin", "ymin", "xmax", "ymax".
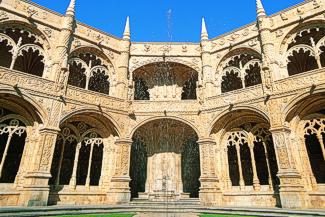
[
  {"xmin": 235, "ymin": 143, "xmax": 245, "ymax": 189},
  {"xmin": 248, "ymin": 144, "xmax": 261, "ymax": 191},
  {"xmin": 85, "ymin": 141, "xmax": 95, "ymax": 188},
  {"xmin": 55, "ymin": 140, "xmax": 66, "ymax": 187},
  {"xmin": 69, "ymin": 142, "xmax": 81, "ymax": 189},
  {"xmin": 108, "ymin": 138, "xmax": 132, "ymax": 204},
  {"xmin": 263, "ymin": 141, "xmax": 273, "ymax": 190}
]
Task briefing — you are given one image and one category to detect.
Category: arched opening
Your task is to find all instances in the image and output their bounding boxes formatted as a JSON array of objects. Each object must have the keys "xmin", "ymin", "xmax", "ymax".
[
  {"xmin": 0, "ymin": 93, "xmax": 43, "ymax": 186},
  {"xmin": 286, "ymin": 93, "xmax": 325, "ymax": 185},
  {"xmin": 0, "ymin": 26, "xmax": 46, "ymax": 77},
  {"xmin": 130, "ymin": 119, "xmax": 200, "ymax": 201},
  {"xmin": 211, "ymin": 109, "xmax": 278, "ymax": 193},
  {"xmin": 68, "ymin": 50, "xmax": 113, "ymax": 95},
  {"xmin": 286, "ymin": 26, "xmax": 325, "ymax": 76},
  {"xmin": 0, "ymin": 109, "xmax": 27, "ymax": 183},
  {"xmin": 0, "ymin": 36, "xmax": 13, "ymax": 68},
  {"xmin": 133, "ymin": 62, "xmax": 198, "ymax": 101},
  {"xmin": 219, "ymin": 51, "xmax": 262, "ymax": 93},
  {"xmin": 304, "ymin": 118, "xmax": 325, "ymax": 183},
  {"xmin": 221, "ymin": 69, "xmax": 242, "ymax": 93},
  {"xmin": 49, "ymin": 112, "xmax": 118, "ymax": 190}
]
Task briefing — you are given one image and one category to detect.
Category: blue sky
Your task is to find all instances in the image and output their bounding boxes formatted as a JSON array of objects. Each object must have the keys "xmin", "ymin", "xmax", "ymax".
[{"xmin": 31, "ymin": 0, "xmax": 303, "ymax": 42}]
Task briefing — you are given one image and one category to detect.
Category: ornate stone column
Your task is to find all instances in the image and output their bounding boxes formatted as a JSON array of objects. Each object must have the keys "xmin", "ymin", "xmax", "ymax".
[
  {"xmin": 55, "ymin": 140, "xmax": 66, "ymax": 187},
  {"xmin": 108, "ymin": 138, "xmax": 132, "ymax": 204},
  {"xmin": 69, "ymin": 142, "xmax": 81, "ymax": 189},
  {"xmin": 222, "ymin": 147, "xmax": 232, "ymax": 190},
  {"xmin": 85, "ymin": 141, "xmax": 95, "ymax": 188},
  {"xmin": 262, "ymin": 141, "xmax": 274, "ymax": 190},
  {"xmin": 18, "ymin": 127, "xmax": 60, "ymax": 206},
  {"xmin": 100, "ymin": 136, "xmax": 117, "ymax": 190},
  {"xmin": 270, "ymin": 127, "xmax": 309, "ymax": 208},
  {"xmin": 235, "ymin": 143, "xmax": 245, "ymax": 189},
  {"xmin": 247, "ymin": 133, "xmax": 261, "ymax": 191},
  {"xmin": 198, "ymin": 138, "xmax": 221, "ymax": 206}
]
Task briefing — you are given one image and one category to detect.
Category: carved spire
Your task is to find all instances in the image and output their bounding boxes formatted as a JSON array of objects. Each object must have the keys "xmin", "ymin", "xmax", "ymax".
[
  {"xmin": 256, "ymin": 0, "xmax": 266, "ymax": 17},
  {"xmin": 123, "ymin": 16, "xmax": 131, "ymax": 40},
  {"xmin": 66, "ymin": 0, "xmax": 76, "ymax": 17},
  {"xmin": 201, "ymin": 17, "xmax": 208, "ymax": 41}
]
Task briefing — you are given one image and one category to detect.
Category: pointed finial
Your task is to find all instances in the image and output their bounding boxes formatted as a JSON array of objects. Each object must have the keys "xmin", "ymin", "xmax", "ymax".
[
  {"xmin": 66, "ymin": 0, "xmax": 76, "ymax": 17},
  {"xmin": 123, "ymin": 16, "xmax": 131, "ymax": 40},
  {"xmin": 256, "ymin": 0, "xmax": 266, "ymax": 17},
  {"xmin": 201, "ymin": 17, "xmax": 208, "ymax": 41}
]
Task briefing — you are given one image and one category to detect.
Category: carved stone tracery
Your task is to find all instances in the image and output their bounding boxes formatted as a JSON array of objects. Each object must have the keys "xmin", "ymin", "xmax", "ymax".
[
  {"xmin": 68, "ymin": 51, "xmax": 114, "ymax": 95},
  {"xmin": 0, "ymin": 26, "xmax": 49, "ymax": 77},
  {"xmin": 220, "ymin": 52, "xmax": 262, "ymax": 93}
]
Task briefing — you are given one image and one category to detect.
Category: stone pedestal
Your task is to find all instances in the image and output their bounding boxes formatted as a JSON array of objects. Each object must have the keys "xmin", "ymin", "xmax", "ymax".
[
  {"xmin": 277, "ymin": 170, "xmax": 309, "ymax": 208},
  {"xmin": 107, "ymin": 139, "xmax": 132, "ymax": 204},
  {"xmin": 271, "ymin": 127, "xmax": 309, "ymax": 208},
  {"xmin": 198, "ymin": 138, "xmax": 222, "ymax": 206},
  {"xmin": 199, "ymin": 177, "xmax": 222, "ymax": 206},
  {"xmin": 18, "ymin": 172, "xmax": 52, "ymax": 206},
  {"xmin": 108, "ymin": 176, "xmax": 131, "ymax": 204},
  {"xmin": 18, "ymin": 128, "xmax": 59, "ymax": 206}
]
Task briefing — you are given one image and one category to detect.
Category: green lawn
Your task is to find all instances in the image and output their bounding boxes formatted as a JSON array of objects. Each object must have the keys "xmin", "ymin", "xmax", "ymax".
[
  {"xmin": 49, "ymin": 214, "xmax": 134, "ymax": 217},
  {"xmin": 200, "ymin": 214, "xmax": 258, "ymax": 217}
]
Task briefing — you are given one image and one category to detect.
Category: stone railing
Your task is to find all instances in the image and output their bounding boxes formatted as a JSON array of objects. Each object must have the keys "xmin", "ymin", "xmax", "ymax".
[
  {"xmin": 1, "ymin": 66, "xmax": 325, "ymax": 115},
  {"xmin": 0, "ymin": 67, "xmax": 56, "ymax": 96},
  {"xmin": 65, "ymin": 85, "xmax": 128, "ymax": 113},
  {"xmin": 273, "ymin": 68, "xmax": 325, "ymax": 94},
  {"xmin": 204, "ymin": 84, "xmax": 265, "ymax": 110},
  {"xmin": 0, "ymin": 67, "xmax": 128, "ymax": 113},
  {"xmin": 132, "ymin": 100, "xmax": 200, "ymax": 114}
]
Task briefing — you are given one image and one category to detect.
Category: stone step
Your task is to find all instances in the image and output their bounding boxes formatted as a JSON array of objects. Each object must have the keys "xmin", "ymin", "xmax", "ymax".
[
  {"xmin": 130, "ymin": 201, "xmax": 202, "ymax": 206},
  {"xmin": 130, "ymin": 198, "xmax": 201, "ymax": 206},
  {"xmin": 0, "ymin": 205, "xmax": 324, "ymax": 217}
]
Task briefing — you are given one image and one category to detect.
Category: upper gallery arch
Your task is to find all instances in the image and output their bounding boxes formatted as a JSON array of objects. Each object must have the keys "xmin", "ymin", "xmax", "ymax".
[
  {"xmin": 0, "ymin": 21, "xmax": 51, "ymax": 77},
  {"xmin": 216, "ymin": 48, "xmax": 263, "ymax": 94},
  {"xmin": 132, "ymin": 61, "xmax": 199, "ymax": 101},
  {"xmin": 67, "ymin": 46, "xmax": 115, "ymax": 95},
  {"xmin": 280, "ymin": 21, "xmax": 325, "ymax": 76}
]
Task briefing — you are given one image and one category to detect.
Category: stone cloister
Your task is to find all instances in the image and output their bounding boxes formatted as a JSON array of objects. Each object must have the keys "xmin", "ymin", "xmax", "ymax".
[{"xmin": 0, "ymin": 0, "xmax": 324, "ymax": 210}]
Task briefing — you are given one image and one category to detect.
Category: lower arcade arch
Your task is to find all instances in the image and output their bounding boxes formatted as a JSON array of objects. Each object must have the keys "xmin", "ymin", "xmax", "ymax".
[
  {"xmin": 49, "ymin": 112, "xmax": 118, "ymax": 189},
  {"xmin": 0, "ymin": 93, "xmax": 43, "ymax": 185},
  {"xmin": 211, "ymin": 109, "xmax": 279, "ymax": 193},
  {"xmin": 130, "ymin": 119, "xmax": 200, "ymax": 200},
  {"xmin": 286, "ymin": 93, "xmax": 325, "ymax": 186}
]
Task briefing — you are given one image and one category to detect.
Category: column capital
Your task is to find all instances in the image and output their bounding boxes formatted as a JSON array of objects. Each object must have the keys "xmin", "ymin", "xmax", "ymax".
[
  {"xmin": 39, "ymin": 127, "xmax": 60, "ymax": 134},
  {"xmin": 115, "ymin": 138, "xmax": 133, "ymax": 145},
  {"xmin": 269, "ymin": 126, "xmax": 291, "ymax": 134},
  {"xmin": 198, "ymin": 137, "xmax": 216, "ymax": 145}
]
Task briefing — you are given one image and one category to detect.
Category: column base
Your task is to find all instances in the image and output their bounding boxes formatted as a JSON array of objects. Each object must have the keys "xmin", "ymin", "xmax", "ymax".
[
  {"xmin": 18, "ymin": 172, "xmax": 51, "ymax": 206},
  {"xmin": 199, "ymin": 177, "xmax": 222, "ymax": 206},
  {"xmin": 278, "ymin": 170, "xmax": 309, "ymax": 209},
  {"xmin": 107, "ymin": 176, "xmax": 131, "ymax": 204}
]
